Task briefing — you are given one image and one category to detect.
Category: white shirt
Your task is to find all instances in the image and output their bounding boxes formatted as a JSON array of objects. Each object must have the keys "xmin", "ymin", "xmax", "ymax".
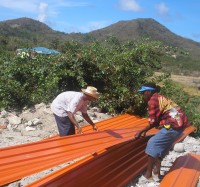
[{"xmin": 51, "ymin": 91, "xmax": 88, "ymax": 117}]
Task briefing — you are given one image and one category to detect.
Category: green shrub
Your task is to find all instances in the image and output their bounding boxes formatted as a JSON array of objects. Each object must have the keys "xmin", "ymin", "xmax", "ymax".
[{"xmin": 0, "ymin": 39, "xmax": 199, "ymax": 136}]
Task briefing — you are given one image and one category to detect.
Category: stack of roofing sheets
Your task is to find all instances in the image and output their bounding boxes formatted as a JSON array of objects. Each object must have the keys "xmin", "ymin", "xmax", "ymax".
[{"xmin": 0, "ymin": 114, "xmax": 196, "ymax": 187}]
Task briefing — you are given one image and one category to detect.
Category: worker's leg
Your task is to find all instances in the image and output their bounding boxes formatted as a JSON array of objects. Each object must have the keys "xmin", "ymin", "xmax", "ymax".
[
  {"xmin": 144, "ymin": 155, "xmax": 155, "ymax": 179},
  {"xmin": 53, "ymin": 114, "xmax": 75, "ymax": 136},
  {"xmin": 153, "ymin": 157, "xmax": 162, "ymax": 177}
]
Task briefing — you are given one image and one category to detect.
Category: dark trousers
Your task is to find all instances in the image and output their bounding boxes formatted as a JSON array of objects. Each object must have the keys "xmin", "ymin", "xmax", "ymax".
[{"xmin": 53, "ymin": 114, "xmax": 75, "ymax": 136}]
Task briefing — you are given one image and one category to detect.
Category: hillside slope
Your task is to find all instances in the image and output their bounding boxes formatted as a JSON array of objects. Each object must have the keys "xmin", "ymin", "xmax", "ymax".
[
  {"xmin": 88, "ymin": 18, "xmax": 200, "ymax": 57},
  {"xmin": 0, "ymin": 17, "xmax": 84, "ymax": 44},
  {"xmin": 0, "ymin": 17, "xmax": 200, "ymax": 69}
]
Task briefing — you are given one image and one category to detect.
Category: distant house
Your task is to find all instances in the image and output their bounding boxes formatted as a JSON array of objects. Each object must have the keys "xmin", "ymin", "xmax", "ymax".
[
  {"xmin": 31, "ymin": 47, "xmax": 60, "ymax": 55},
  {"xmin": 16, "ymin": 47, "xmax": 60, "ymax": 58}
]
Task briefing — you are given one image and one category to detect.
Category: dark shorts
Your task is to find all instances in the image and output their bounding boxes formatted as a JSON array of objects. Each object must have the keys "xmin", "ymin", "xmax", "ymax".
[
  {"xmin": 145, "ymin": 128, "xmax": 182, "ymax": 159},
  {"xmin": 53, "ymin": 114, "xmax": 75, "ymax": 136}
]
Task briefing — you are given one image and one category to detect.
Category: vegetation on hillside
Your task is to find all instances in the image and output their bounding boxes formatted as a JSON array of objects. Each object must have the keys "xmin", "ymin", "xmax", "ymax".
[
  {"xmin": 0, "ymin": 17, "xmax": 200, "ymax": 76},
  {"xmin": 0, "ymin": 38, "xmax": 199, "ymax": 136}
]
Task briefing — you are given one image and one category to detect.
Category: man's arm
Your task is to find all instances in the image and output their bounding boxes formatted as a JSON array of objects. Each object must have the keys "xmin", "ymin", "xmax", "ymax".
[
  {"xmin": 135, "ymin": 95, "xmax": 159, "ymax": 138},
  {"xmin": 135, "ymin": 124, "xmax": 154, "ymax": 139},
  {"xmin": 66, "ymin": 111, "xmax": 82, "ymax": 134},
  {"xmin": 82, "ymin": 112, "xmax": 98, "ymax": 131}
]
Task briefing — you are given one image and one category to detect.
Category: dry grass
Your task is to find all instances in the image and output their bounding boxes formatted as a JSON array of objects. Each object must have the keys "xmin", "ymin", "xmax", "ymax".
[{"xmin": 155, "ymin": 72, "xmax": 200, "ymax": 96}]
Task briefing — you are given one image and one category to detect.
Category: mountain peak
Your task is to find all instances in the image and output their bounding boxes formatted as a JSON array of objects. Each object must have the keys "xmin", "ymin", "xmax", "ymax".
[
  {"xmin": 0, "ymin": 17, "xmax": 199, "ymax": 58},
  {"xmin": 1, "ymin": 17, "xmax": 53, "ymax": 33},
  {"xmin": 89, "ymin": 18, "xmax": 200, "ymax": 51}
]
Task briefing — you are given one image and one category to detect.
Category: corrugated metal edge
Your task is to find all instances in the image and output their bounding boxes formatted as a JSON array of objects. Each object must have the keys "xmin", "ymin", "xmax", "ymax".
[
  {"xmin": 26, "ymin": 137, "xmax": 150, "ymax": 187},
  {"xmin": 159, "ymin": 153, "xmax": 200, "ymax": 187},
  {"xmin": 25, "ymin": 127, "xmax": 196, "ymax": 187},
  {"xmin": 0, "ymin": 114, "xmax": 157, "ymax": 186}
]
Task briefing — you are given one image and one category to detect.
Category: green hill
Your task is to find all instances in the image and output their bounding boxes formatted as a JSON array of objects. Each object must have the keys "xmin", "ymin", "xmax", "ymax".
[
  {"xmin": 0, "ymin": 17, "xmax": 200, "ymax": 75},
  {"xmin": 89, "ymin": 18, "xmax": 200, "ymax": 58}
]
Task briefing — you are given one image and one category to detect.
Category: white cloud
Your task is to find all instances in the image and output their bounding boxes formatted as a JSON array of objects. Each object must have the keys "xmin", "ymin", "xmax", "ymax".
[
  {"xmin": 61, "ymin": 21, "xmax": 109, "ymax": 33},
  {"xmin": 54, "ymin": 0, "xmax": 90, "ymax": 7},
  {"xmin": 155, "ymin": 2, "xmax": 172, "ymax": 21},
  {"xmin": 0, "ymin": 0, "xmax": 89, "ymax": 15},
  {"xmin": 118, "ymin": 0, "xmax": 142, "ymax": 12},
  {"xmin": 87, "ymin": 21, "xmax": 108, "ymax": 32},
  {"xmin": 0, "ymin": 0, "xmax": 37, "ymax": 12},
  {"xmin": 0, "ymin": 0, "xmax": 87, "ymax": 24},
  {"xmin": 0, "ymin": 0, "xmax": 102, "ymax": 33},
  {"xmin": 155, "ymin": 2, "xmax": 169, "ymax": 17},
  {"xmin": 192, "ymin": 33, "xmax": 200, "ymax": 39},
  {"xmin": 37, "ymin": 3, "xmax": 48, "ymax": 22}
]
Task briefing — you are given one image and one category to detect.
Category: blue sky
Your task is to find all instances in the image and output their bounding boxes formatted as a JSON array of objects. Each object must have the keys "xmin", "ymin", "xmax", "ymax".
[{"xmin": 0, "ymin": 0, "xmax": 200, "ymax": 42}]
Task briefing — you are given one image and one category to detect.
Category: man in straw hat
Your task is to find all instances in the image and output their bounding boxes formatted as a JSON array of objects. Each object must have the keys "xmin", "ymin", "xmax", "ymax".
[{"xmin": 51, "ymin": 86, "xmax": 100, "ymax": 136}]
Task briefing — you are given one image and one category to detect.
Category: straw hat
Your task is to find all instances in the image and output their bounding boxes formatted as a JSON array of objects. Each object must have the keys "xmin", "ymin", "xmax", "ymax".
[{"xmin": 81, "ymin": 86, "xmax": 100, "ymax": 99}]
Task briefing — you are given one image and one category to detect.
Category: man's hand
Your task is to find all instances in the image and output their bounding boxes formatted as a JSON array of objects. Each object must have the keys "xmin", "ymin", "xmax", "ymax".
[
  {"xmin": 135, "ymin": 124, "xmax": 153, "ymax": 139},
  {"xmin": 77, "ymin": 126, "xmax": 83, "ymax": 134},
  {"xmin": 135, "ymin": 130, "xmax": 147, "ymax": 139},
  {"xmin": 93, "ymin": 124, "xmax": 98, "ymax": 131}
]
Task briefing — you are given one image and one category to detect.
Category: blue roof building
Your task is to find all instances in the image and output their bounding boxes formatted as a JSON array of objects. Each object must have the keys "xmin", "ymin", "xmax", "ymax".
[
  {"xmin": 16, "ymin": 47, "xmax": 60, "ymax": 55},
  {"xmin": 32, "ymin": 47, "xmax": 60, "ymax": 54}
]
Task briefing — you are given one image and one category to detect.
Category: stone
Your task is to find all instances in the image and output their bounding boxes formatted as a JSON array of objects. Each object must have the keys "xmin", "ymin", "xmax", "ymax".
[
  {"xmin": 173, "ymin": 143, "xmax": 185, "ymax": 153},
  {"xmin": 25, "ymin": 126, "xmax": 36, "ymax": 131},
  {"xmin": 7, "ymin": 115, "xmax": 22, "ymax": 125}
]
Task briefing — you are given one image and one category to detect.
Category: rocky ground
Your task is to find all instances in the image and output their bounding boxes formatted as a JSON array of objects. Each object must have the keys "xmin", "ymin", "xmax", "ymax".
[
  {"xmin": 126, "ymin": 135, "xmax": 200, "ymax": 187},
  {"xmin": 0, "ymin": 103, "xmax": 199, "ymax": 187}
]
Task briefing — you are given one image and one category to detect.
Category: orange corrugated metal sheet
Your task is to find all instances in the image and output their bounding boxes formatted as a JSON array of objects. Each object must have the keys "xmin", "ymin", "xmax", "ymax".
[
  {"xmin": 159, "ymin": 153, "xmax": 200, "ymax": 187},
  {"xmin": 26, "ymin": 137, "xmax": 150, "ymax": 187},
  {"xmin": 0, "ymin": 114, "xmax": 196, "ymax": 186},
  {"xmin": 0, "ymin": 114, "xmax": 158, "ymax": 186},
  {"xmin": 25, "ymin": 126, "xmax": 196, "ymax": 187},
  {"xmin": 81, "ymin": 114, "xmax": 143, "ymax": 132},
  {"xmin": 173, "ymin": 126, "xmax": 197, "ymax": 144}
]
